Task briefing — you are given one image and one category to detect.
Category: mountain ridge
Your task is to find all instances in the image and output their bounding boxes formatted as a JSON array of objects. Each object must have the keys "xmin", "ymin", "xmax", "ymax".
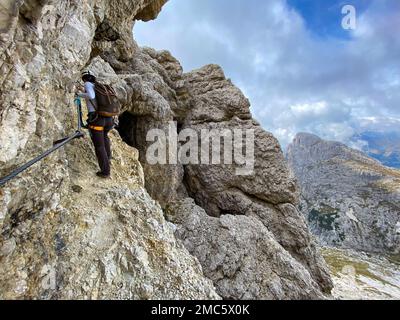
[
  {"xmin": 287, "ymin": 132, "xmax": 400, "ymax": 254},
  {"xmin": 351, "ymin": 131, "xmax": 400, "ymax": 169}
]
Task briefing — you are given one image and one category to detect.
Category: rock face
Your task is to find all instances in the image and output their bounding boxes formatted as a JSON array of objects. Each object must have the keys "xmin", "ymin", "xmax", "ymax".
[
  {"xmin": 183, "ymin": 65, "xmax": 299, "ymax": 211},
  {"xmin": 166, "ymin": 199, "xmax": 326, "ymax": 300},
  {"xmin": 0, "ymin": 0, "xmax": 217, "ymax": 300},
  {"xmin": 1, "ymin": 1, "xmax": 332, "ymax": 299},
  {"xmin": 0, "ymin": 133, "xmax": 218, "ymax": 299},
  {"xmin": 109, "ymin": 52, "xmax": 333, "ymax": 296},
  {"xmin": 287, "ymin": 133, "xmax": 400, "ymax": 254}
]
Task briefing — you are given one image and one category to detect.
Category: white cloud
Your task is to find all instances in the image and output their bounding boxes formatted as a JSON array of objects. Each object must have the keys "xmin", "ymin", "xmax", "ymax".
[
  {"xmin": 349, "ymin": 139, "xmax": 369, "ymax": 151},
  {"xmin": 290, "ymin": 101, "xmax": 328, "ymax": 117},
  {"xmin": 134, "ymin": 0, "xmax": 400, "ymax": 149}
]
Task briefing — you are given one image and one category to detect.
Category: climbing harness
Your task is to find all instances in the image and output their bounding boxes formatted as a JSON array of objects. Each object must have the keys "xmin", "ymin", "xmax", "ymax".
[
  {"xmin": 0, "ymin": 97, "xmax": 86, "ymax": 187},
  {"xmin": 88, "ymin": 125, "xmax": 104, "ymax": 131}
]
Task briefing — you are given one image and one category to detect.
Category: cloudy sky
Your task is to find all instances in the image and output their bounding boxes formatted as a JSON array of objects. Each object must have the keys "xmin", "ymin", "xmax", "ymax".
[{"xmin": 134, "ymin": 0, "xmax": 400, "ymax": 149}]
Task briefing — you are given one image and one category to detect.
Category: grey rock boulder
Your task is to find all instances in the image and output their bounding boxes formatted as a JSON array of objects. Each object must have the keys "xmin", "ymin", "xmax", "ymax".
[{"xmin": 166, "ymin": 198, "xmax": 327, "ymax": 300}]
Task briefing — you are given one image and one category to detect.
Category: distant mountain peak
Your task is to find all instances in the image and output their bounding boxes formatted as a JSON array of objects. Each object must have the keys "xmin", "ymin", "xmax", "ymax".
[
  {"xmin": 287, "ymin": 132, "xmax": 400, "ymax": 254},
  {"xmin": 288, "ymin": 132, "xmax": 383, "ymax": 167},
  {"xmin": 292, "ymin": 132, "xmax": 323, "ymax": 146}
]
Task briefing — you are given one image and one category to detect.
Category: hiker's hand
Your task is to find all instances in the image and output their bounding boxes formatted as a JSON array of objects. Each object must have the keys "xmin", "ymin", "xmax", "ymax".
[{"xmin": 76, "ymin": 83, "xmax": 84, "ymax": 91}]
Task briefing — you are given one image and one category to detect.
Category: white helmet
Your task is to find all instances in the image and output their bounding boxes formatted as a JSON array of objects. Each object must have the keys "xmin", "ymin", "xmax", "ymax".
[{"xmin": 81, "ymin": 70, "xmax": 96, "ymax": 82}]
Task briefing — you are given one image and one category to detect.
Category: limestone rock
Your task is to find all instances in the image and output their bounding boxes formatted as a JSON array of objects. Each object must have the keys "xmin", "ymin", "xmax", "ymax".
[
  {"xmin": 103, "ymin": 49, "xmax": 333, "ymax": 296},
  {"xmin": 166, "ymin": 198, "xmax": 326, "ymax": 300},
  {"xmin": 100, "ymin": 47, "xmax": 190, "ymax": 207},
  {"xmin": 287, "ymin": 132, "xmax": 400, "ymax": 254},
  {"xmin": 0, "ymin": 0, "xmax": 333, "ymax": 300},
  {"xmin": 98, "ymin": 44, "xmax": 333, "ymax": 298},
  {"xmin": 0, "ymin": 0, "xmax": 218, "ymax": 300},
  {"xmin": 0, "ymin": 131, "xmax": 218, "ymax": 299},
  {"xmin": 181, "ymin": 66, "xmax": 332, "ymax": 294}
]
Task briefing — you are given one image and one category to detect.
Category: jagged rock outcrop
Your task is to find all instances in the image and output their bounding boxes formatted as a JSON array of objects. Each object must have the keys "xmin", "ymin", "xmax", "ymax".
[
  {"xmin": 180, "ymin": 65, "xmax": 332, "ymax": 294},
  {"xmin": 104, "ymin": 50, "xmax": 333, "ymax": 296},
  {"xmin": 287, "ymin": 133, "xmax": 400, "ymax": 254},
  {"xmin": 183, "ymin": 64, "xmax": 299, "ymax": 210},
  {"xmin": 0, "ymin": 0, "xmax": 217, "ymax": 300},
  {"xmin": 166, "ymin": 198, "xmax": 326, "ymax": 300},
  {"xmin": 0, "ymin": 133, "xmax": 218, "ymax": 299},
  {"xmin": 1, "ymin": 0, "xmax": 333, "ymax": 299}
]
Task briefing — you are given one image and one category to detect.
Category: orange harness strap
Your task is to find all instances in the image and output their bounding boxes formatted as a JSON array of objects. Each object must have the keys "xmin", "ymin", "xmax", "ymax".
[{"xmin": 89, "ymin": 125, "xmax": 104, "ymax": 131}]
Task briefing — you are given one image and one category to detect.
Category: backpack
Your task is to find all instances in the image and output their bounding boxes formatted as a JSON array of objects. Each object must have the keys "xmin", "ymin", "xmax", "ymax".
[{"xmin": 93, "ymin": 82, "xmax": 120, "ymax": 117}]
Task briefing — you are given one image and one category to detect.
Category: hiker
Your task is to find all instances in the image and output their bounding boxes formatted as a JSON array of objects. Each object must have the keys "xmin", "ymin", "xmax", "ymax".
[{"xmin": 77, "ymin": 71, "xmax": 114, "ymax": 178}]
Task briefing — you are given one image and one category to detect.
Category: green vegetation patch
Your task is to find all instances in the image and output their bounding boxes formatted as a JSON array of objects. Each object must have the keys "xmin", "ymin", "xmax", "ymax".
[{"xmin": 308, "ymin": 204, "xmax": 340, "ymax": 231}]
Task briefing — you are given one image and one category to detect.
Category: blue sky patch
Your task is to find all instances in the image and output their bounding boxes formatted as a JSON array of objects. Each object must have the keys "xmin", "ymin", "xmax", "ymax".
[{"xmin": 287, "ymin": 0, "xmax": 372, "ymax": 39}]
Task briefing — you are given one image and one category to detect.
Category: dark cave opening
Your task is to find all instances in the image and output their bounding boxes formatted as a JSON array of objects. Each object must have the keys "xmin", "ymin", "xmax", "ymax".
[{"xmin": 116, "ymin": 111, "xmax": 139, "ymax": 148}]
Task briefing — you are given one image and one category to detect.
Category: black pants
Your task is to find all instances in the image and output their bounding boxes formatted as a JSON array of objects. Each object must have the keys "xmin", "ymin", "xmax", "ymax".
[{"xmin": 89, "ymin": 116, "xmax": 114, "ymax": 176}]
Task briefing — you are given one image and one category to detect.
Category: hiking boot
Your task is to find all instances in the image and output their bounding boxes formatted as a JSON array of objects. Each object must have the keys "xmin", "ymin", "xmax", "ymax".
[{"xmin": 96, "ymin": 171, "xmax": 110, "ymax": 179}]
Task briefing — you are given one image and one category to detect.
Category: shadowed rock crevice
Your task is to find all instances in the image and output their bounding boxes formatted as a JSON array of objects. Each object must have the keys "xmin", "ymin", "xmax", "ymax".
[
  {"xmin": 18, "ymin": 0, "xmax": 49, "ymax": 25},
  {"xmin": 94, "ymin": 20, "xmax": 120, "ymax": 42},
  {"xmin": 117, "ymin": 111, "xmax": 139, "ymax": 148}
]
